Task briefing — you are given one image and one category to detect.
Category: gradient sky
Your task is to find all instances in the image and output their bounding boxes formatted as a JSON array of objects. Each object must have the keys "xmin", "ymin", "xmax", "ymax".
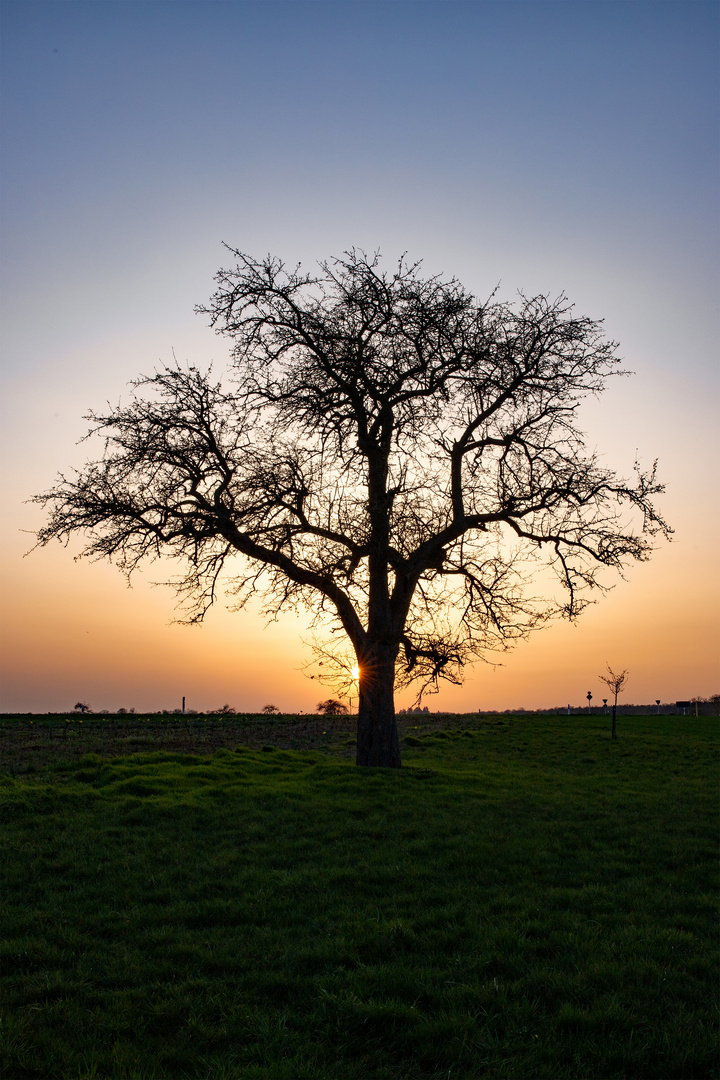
[{"xmin": 1, "ymin": 0, "xmax": 718, "ymax": 714}]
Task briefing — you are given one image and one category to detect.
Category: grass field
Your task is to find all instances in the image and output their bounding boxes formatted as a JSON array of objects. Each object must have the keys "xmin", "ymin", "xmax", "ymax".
[{"xmin": 1, "ymin": 712, "xmax": 717, "ymax": 1079}]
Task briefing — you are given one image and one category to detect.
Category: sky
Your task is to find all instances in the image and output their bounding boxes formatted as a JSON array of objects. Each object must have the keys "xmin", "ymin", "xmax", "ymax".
[{"xmin": 1, "ymin": 0, "xmax": 718, "ymax": 714}]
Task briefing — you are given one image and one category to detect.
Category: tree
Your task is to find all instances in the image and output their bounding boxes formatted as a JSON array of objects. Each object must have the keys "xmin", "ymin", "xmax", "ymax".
[
  {"xmin": 261, "ymin": 704, "xmax": 280, "ymax": 715},
  {"xmin": 599, "ymin": 664, "xmax": 629, "ymax": 740},
  {"xmin": 74, "ymin": 701, "xmax": 90, "ymax": 714},
  {"xmin": 34, "ymin": 249, "xmax": 670, "ymax": 767},
  {"xmin": 317, "ymin": 698, "xmax": 349, "ymax": 716}
]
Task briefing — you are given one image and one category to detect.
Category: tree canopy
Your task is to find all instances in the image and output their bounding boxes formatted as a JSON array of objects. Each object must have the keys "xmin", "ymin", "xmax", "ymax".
[{"xmin": 34, "ymin": 248, "xmax": 670, "ymax": 766}]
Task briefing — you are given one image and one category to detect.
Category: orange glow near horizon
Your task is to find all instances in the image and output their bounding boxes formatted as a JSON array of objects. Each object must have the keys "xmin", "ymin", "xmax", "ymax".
[{"xmin": 1, "ymin": 517, "xmax": 718, "ymax": 714}]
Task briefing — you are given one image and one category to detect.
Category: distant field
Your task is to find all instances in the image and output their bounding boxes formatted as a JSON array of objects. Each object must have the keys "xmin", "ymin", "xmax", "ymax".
[
  {"xmin": 1, "ymin": 714, "xmax": 717, "ymax": 1079},
  {"xmin": 0, "ymin": 711, "xmax": 362, "ymax": 773}
]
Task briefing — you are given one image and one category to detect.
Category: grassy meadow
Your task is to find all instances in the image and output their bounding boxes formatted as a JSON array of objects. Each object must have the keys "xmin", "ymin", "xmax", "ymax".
[{"xmin": 1, "ymin": 712, "xmax": 717, "ymax": 1079}]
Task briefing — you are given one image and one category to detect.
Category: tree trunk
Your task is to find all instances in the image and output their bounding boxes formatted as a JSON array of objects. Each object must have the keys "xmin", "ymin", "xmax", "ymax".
[
  {"xmin": 611, "ymin": 703, "xmax": 617, "ymax": 740},
  {"xmin": 356, "ymin": 650, "xmax": 401, "ymax": 768}
]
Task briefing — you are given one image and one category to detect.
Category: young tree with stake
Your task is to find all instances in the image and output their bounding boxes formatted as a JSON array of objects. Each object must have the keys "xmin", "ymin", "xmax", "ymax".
[
  {"xmin": 599, "ymin": 664, "xmax": 629, "ymax": 740},
  {"xmin": 34, "ymin": 249, "xmax": 670, "ymax": 766}
]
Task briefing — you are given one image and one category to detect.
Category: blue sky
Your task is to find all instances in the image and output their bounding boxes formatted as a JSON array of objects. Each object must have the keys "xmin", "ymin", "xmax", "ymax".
[{"xmin": 1, "ymin": 1, "xmax": 718, "ymax": 712}]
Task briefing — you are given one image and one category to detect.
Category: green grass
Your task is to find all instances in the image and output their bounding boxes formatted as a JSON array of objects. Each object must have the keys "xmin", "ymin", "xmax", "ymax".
[{"xmin": 1, "ymin": 714, "xmax": 717, "ymax": 1079}]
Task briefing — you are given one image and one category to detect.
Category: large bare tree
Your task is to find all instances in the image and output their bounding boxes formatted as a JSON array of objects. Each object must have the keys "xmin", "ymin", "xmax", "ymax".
[{"xmin": 34, "ymin": 249, "xmax": 670, "ymax": 766}]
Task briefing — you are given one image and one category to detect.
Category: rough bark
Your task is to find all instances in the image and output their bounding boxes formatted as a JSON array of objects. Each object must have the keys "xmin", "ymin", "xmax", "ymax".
[{"xmin": 356, "ymin": 646, "xmax": 401, "ymax": 768}]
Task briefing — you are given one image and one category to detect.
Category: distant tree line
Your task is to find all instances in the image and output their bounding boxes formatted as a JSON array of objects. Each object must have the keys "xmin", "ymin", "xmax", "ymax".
[{"xmin": 480, "ymin": 698, "xmax": 719, "ymax": 717}]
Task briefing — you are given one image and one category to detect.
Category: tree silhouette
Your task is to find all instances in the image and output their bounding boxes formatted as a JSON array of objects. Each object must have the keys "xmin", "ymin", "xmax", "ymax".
[
  {"xmin": 599, "ymin": 664, "xmax": 629, "ymax": 740},
  {"xmin": 316, "ymin": 698, "xmax": 349, "ymax": 716},
  {"xmin": 35, "ymin": 249, "xmax": 670, "ymax": 767}
]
